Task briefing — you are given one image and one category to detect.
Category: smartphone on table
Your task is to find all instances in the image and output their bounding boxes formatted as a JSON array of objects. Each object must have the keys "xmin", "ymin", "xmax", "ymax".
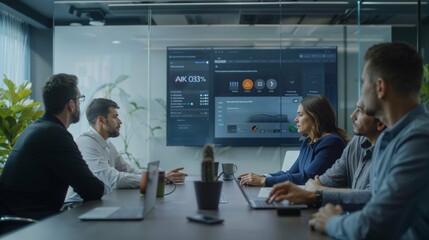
[{"xmin": 187, "ymin": 213, "xmax": 224, "ymax": 224}]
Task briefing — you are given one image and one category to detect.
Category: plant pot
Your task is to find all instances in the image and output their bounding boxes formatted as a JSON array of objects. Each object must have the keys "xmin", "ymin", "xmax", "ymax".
[{"xmin": 193, "ymin": 181, "xmax": 223, "ymax": 210}]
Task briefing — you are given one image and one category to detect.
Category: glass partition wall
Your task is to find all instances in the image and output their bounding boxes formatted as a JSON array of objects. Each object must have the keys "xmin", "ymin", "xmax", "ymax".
[
  {"xmin": 53, "ymin": 1, "xmax": 400, "ymax": 174},
  {"xmin": 356, "ymin": 1, "xmax": 429, "ymax": 91}
]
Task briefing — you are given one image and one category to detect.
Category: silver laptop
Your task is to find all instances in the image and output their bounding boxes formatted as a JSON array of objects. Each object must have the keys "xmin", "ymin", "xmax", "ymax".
[
  {"xmin": 234, "ymin": 177, "xmax": 306, "ymax": 210},
  {"xmin": 79, "ymin": 161, "xmax": 160, "ymax": 221}
]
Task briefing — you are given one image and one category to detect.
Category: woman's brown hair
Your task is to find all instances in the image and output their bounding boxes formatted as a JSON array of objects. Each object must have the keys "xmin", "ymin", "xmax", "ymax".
[{"xmin": 300, "ymin": 95, "xmax": 349, "ymax": 144}]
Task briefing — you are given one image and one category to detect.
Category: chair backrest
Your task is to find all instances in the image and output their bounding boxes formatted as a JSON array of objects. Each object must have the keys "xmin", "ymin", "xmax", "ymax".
[
  {"xmin": 281, "ymin": 150, "xmax": 300, "ymax": 171},
  {"xmin": 0, "ymin": 216, "xmax": 38, "ymax": 236}
]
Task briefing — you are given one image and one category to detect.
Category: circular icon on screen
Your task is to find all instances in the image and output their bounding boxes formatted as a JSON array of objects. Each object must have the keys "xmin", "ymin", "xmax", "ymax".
[
  {"xmin": 242, "ymin": 79, "xmax": 254, "ymax": 91},
  {"xmin": 251, "ymin": 125, "xmax": 258, "ymax": 132},
  {"xmin": 254, "ymin": 79, "xmax": 265, "ymax": 90},
  {"xmin": 266, "ymin": 79, "xmax": 278, "ymax": 90}
]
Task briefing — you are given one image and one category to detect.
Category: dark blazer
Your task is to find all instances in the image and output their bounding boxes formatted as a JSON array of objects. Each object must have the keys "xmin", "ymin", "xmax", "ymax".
[
  {"xmin": 0, "ymin": 113, "xmax": 104, "ymax": 219},
  {"xmin": 265, "ymin": 133, "xmax": 346, "ymax": 187}
]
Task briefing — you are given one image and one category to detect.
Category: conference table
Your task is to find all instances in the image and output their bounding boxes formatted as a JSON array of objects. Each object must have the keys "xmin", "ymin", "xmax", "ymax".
[{"xmin": 2, "ymin": 177, "xmax": 326, "ymax": 240}]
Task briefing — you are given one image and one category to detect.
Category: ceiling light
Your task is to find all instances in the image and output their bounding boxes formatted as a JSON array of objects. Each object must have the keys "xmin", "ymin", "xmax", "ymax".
[{"xmin": 68, "ymin": 6, "xmax": 106, "ymax": 26}]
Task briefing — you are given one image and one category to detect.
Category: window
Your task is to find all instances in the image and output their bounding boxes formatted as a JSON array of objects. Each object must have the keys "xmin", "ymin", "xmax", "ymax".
[{"xmin": 0, "ymin": 10, "xmax": 30, "ymax": 87}]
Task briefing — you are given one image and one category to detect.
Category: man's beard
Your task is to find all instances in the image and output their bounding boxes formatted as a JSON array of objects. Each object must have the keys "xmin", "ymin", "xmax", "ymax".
[
  {"xmin": 108, "ymin": 129, "xmax": 120, "ymax": 138},
  {"xmin": 352, "ymin": 125, "xmax": 361, "ymax": 136},
  {"xmin": 71, "ymin": 110, "xmax": 80, "ymax": 124}
]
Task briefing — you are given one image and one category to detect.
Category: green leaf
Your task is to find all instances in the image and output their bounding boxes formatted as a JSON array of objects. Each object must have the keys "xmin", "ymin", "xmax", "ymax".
[
  {"xmin": 1, "ymin": 116, "xmax": 17, "ymax": 139},
  {"xmin": 128, "ymin": 101, "xmax": 146, "ymax": 115},
  {"xmin": 423, "ymin": 64, "xmax": 429, "ymax": 81},
  {"xmin": 17, "ymin": 88, "xmax": 32, "ymax": 101},
  {"xmin": 0, "ymin": 141, "xmax": 10, "ymax": 149},
  {"xmin": 32, "ymin": 110, "xmax": 44, "ymax": 120},
  {"xmin": 0, "ymin": 107, "xmax": 13, "ymax": 118},
  {"xmin": 421, "ymin": 64, "xmax": 429, "ymax": 105},
  {"xmin": 118, "ymin": 88, "xmax": 131, "ymax": 100},
  {"xmin": 3, "ymin": 77, "xmax": 16, "ymax": 94},
  {"xmin": 3, "ymin": 78, "xmax": 18, "ymax": 104},
  {"xmin": 130, "ymin": 101, "xmax": 138, "ymax": 108},
  {"xmin": 17, "ymin": 81, "xmax": 31, "ymax": 93},
  {"xmin": 0, "ymin": 149, "xmax": 9, "ymax": 155},
  {"xmin": 114, "ymin": 74, "xmax": 129, "ymax": 85},
  {"xmin": 10, "ymin": 104, "xmax": 25, "ymax": 114},
  {"xmin": 10, "ymin": 126, "xmax": 24, "ymax": 146},
  {"xmin": 0, "ymin": 75, "xmax": 44, "ymax": 171},
  {"xmin": 151, "ymin": 126, "xmax": 162, "ymax": 131}
]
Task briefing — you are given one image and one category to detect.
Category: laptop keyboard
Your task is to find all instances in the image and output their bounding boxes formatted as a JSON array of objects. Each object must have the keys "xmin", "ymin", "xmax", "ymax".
[
  {"xmin": 109, "ymin": 207, "xmax": 143, "ymax": 218},
  {"xmin": 251, "ymin": 199, "xmax": 288, "ymax": 208}
]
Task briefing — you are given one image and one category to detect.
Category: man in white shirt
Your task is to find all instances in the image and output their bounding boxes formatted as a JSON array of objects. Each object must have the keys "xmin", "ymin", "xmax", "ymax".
[{"xmin": 66, "ymin": 98, "xmax": 187, "ymax": 202}]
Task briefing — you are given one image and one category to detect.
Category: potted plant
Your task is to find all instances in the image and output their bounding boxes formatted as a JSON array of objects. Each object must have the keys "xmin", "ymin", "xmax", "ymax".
[
  {"xmin": 420, "ymin": 64, "xmax": 429, "ymax": 105},
  {"xmin": 193, "ymin": 144, "xmax": 223, "ymax": 210},
  {"xmin": 0, "ymin": 75, "xmax": 44, "ymax": 172}
]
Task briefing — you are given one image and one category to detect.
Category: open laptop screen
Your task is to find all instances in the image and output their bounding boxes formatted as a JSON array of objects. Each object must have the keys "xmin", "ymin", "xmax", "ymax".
[{"xmin": 78, "ymin": 161, "xmax": 160, "ymax": 221}]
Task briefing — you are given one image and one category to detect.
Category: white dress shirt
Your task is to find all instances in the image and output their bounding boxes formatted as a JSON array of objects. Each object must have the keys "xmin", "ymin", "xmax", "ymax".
[{"xmin": 65, "ymin": 127, "xmax": 141, "ymax": 202}]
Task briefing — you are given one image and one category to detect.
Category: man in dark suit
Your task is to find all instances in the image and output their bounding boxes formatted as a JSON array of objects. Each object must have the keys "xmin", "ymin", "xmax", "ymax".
[{"xmin": 0, "ymin": 73, "xmax": 104, "ymax": 220}]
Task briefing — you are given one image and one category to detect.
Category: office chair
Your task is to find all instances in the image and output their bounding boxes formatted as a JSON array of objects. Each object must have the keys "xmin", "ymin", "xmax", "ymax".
[
  {"xmin": 0, "ymin": 200, "xmax": 78, "ymax": 235},
  {"xmin": 0, "ymin": 215, "xmax": 38, "ymax": 236},
  {"xmin": 281, "ymin": 150, "xmax": 300, "ymax": 171}
]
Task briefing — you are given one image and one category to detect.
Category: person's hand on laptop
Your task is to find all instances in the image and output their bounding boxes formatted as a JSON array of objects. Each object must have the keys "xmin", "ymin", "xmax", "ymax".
[
  {"xmin": 239, "ymin": 173, "xmax": 266, "ymax": 186},
  {"xmin": 266, "ymin": 181, "xmax": 316, "ymax": 205},
  {"xmin": 309, "ymin": 203, "xmax": 343, "ymax": 234},
  {"xmin": 166, "ymin": 167, "xmax": 188, "ymax": 184}
]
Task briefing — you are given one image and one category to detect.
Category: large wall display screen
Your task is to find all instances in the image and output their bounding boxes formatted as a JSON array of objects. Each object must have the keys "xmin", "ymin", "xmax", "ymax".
[{"xmin": 167, "ymin": 47, "xmax": 337, "ymax": 146}]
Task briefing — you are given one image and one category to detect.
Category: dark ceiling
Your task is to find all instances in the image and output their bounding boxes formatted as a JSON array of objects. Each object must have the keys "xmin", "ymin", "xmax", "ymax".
[{"xmin": 1, "ymin": 0, "xmax": 428, "ymax": 28}]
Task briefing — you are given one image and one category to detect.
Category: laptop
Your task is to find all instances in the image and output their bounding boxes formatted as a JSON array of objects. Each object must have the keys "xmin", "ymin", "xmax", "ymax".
[
  {"xmin": 79, "ymin": 161, "xmax": 160, "ymax": 221},
  {"xmin": 234, "ymin": 177, "xmax": 307, "ymax": 210}
]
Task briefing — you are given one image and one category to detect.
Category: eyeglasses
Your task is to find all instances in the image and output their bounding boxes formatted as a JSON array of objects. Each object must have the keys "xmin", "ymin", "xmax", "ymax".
[{"xmin": 73, "ymin": 95, "xmax": 85, "ymax": 103}]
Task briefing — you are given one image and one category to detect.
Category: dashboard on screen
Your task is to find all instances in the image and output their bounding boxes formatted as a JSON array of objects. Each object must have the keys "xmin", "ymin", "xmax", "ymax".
[{"xmin": 167, "ymin": 46, "xmax": 337, "ymax": 146}]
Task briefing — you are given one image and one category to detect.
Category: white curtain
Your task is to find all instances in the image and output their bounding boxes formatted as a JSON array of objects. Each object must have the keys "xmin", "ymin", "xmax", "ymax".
[{"xmin": 0, "ymin": 9, "xmax": 30, "ymax": 87}]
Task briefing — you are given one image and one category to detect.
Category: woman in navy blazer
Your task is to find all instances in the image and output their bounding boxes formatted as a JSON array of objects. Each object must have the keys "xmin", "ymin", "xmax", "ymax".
[{"xmin": 239, "ymin": 95, "xmax": 349, "ymax": 187}]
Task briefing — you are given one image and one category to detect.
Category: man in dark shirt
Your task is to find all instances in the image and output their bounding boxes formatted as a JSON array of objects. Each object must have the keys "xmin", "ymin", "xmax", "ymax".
[{"xmin": 0, "ymin": 73, "xmax": 104, "ymax": 220}]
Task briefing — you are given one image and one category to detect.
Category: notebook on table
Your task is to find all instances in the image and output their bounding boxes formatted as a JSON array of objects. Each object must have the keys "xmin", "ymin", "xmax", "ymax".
[
  {"xmin": 79, "ymin": 161, "xmax": 160, "ymax": 221},
  {"xmin": 234, "ymin": 177, "xmax": 307, "ymax": 210}
]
